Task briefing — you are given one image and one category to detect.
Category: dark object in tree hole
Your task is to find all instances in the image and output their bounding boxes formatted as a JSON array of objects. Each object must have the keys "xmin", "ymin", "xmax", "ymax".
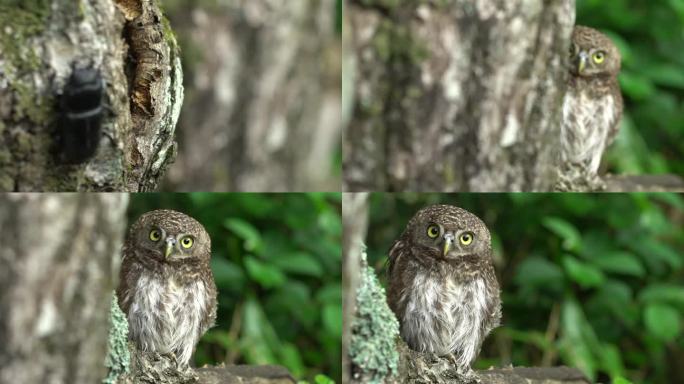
[{"xmin": 55, "ymin": 67, "xmax": 104, "ymax": 164}]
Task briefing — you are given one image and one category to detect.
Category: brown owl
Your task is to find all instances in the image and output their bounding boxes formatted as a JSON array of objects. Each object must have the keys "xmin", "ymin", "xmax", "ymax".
[
  {"xmin": 562, "ymin": 25, "xmax": 623, "ymax": 183},
  {"xmin": 117, "ymin": 209, "xmax": 217, "ymax": 367},
  {"xmin": 387, "ymin": 205, "xmax": 501, "ymax": 376}
]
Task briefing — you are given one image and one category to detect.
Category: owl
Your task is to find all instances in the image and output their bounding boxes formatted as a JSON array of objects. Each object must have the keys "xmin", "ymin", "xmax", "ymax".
[
  {"xmin": 561, "ymin": 25, "xmax": 623, "ymax": 181},
  {"xmin": 117, "ymin": 209, "xmax": 217, "ymax": 367},
  {"xmin": 386, "ymin": 205, "xmax": 501, "ymax": 376}
]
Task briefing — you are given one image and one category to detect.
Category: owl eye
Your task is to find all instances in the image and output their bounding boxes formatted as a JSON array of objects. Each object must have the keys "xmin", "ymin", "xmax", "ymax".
[
  {"xmin": 459, "ymin": 232, "xmax": 474, "ymax": 245},
  {"xmin": 426, "ymin": 225, "xmax": 440, "ymax": 239},
  {"xmin": 592, "ymin": 51, "xmax": 605, "ymax": 64},
  {"xmin": 149, "ymin": 229, "xmax": 161, "ymax": 242},
  {"xmin": 180, "ymin": 236, "xmax": 194, "ymax": 249}
]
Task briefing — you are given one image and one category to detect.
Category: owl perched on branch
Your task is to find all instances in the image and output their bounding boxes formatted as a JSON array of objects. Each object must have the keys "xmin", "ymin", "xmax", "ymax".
[
  {"xmin": 561, "ymin": 25, "xmax": 623, "ymax": 187},
  {"xmin": 117, "ymin": 209, "xmax": 217, "ymax": 367},
  {"xmin": 386, "ymin": 205, "xmax": 501, "ymax": 377}
]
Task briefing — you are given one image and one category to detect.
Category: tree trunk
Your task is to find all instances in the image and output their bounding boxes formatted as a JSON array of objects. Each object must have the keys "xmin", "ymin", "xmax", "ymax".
[
  {"xmin": 161, "ymin": 0, "xmax": 341, "ymax": 192},
  {"xmin": 343, "ymin": 0, "xmax": 575, "ymax": 192},
  {"xmin": 0, "ymin": 0, "xmax": 182, "ymax": 192},
  {"xmin": 342, "ymin": 192, "xmax": 369, "ymax": 384},
  {"xmin": 0, "ymin": 193, "xmax": 129, "ymax": 384}
]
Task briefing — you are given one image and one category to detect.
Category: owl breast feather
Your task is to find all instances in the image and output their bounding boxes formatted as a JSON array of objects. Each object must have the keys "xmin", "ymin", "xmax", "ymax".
[
  {"xmin": 561, "ymin": 85, "xmax": 620, "ymax": 174},
  {"xmin": 399, "ymin": 270, "xmax": 491, "ymax": 367},
  {"xmin": 127, "ymin": 271, "xmax": 209, "ymax": 366}
]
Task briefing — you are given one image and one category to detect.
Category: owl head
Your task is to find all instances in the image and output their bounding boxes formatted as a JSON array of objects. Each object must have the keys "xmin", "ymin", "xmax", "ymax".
[
  {"xmin": 127, "ymin": 209, "xmax": 211, "ymax": 263},
  {"xmin": 569, "ymin": 25, "xmax": 621, "ymax": 78},
  {"xmin": 403, "ymin": 204, "xmax": 491, "ymax": 262}
]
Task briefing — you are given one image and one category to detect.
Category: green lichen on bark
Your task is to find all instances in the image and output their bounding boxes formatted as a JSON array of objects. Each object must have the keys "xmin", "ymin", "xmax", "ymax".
[
  {"xmin": 349, "ymin": 252, "xmax": 400, "ymax": 383},
  {"xmin": 103, "ymin": 293, "xmax": 130, "ymax": 384},
  {"xmin": 0, "ymin": 0, "xmax": 52, "ymax": 125}
]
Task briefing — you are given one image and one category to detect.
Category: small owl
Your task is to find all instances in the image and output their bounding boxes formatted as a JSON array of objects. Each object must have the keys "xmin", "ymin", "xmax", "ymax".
[
  {"xmin": 117, "ymin": 209, "xmax": 217, "ymax": 367},
  {"xmin": 562, "ymin": 25, "xmax": 623, "ymax": 180},
  {"xmin": 386, "ymin": 205, "xmax": 501, "ymax": 376}
]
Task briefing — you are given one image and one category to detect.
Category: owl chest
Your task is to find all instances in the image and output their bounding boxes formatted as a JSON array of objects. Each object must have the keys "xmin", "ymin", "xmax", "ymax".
[
  {"xmin": 127, "ymin": 273, "xmax": 207, "ymax": 355},
  {"xmin": 400, "ymin": 272, "xmax": 488, "ymax": 358},
  {"xmin": 561, "ymin": 89, "xmax": 616, "ymax": 163}
]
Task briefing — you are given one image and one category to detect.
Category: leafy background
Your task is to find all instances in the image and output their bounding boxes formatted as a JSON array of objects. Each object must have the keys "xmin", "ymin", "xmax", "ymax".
[
  {"xmin": 128, "ymin": 193, "xmax": 342, "ymax": 383},
  {"xmin": 364, "ymin": 193, "xmax": 684, "ymax": 384},
  {"xmin": 578, "ymin": 0, "xmax": 684, "ymax": 177}
]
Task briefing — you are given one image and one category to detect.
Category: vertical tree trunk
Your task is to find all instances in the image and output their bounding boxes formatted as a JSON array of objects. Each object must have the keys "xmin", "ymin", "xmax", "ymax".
[
  {"xmin": 0, "ymin": 193, "xmax": 129, "ymax": 384},
  {"xmin": 162, "ymin": 0, "xmax": 341, "ymax": 192},
  {"xmin": 344, "ymin": 0, "xmax": 575, "ymax": 192},
  {"xmin": 341, "ymin": 192, "xmax": 369, "ymax": 384},
  {"xmin": 0, "ymin": 0, "xmax": 182, "ymax": 192}
]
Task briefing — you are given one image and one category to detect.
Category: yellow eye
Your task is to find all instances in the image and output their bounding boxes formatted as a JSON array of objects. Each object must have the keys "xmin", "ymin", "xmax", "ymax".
[
  {"xmin": 426, "ymin": 225, "xmax": 440, "ymax": 238},
  {"xmin": 592, "ymin": 51, "xmax": 605, "ymax": 64},
  {"xmin": 180, "ymin": 236, "xmax": 194, "ymax": 249},
  {"xmin": 459, "ymin": 232, "xmax": 474, "ymax": 245},
  {"xmin": 149, "ymin": 229, "xmax": 161, "ymax": 242}
]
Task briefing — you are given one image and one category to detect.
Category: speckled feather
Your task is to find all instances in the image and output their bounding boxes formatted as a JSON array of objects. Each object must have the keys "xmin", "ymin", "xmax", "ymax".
[
  {"xmin": 562, "ymin": 25, "xmax": 623, "ymax": 175},
  {"xmin": 117, "ymin": 209, "xmax": 217, "ymax": 367},
  {"xmin": 387, "ymin": 205, "xmax": 501, "ymax": 373}
]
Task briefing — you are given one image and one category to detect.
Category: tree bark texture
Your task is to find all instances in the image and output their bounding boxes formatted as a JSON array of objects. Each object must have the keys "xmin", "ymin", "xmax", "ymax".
[
  {"xmin": 0, "ymin": 193, "xmax": 129, "ymax": 384},
  {"xmin": 0, "ymin": 0, "xmax": 182, "ymax": 192},
  {"xmin": 344, "ymin": 0, "xmax": 575, "ymax": 192},
  {"xmin": 342, "ymin": 192, "xmax": 369, "ymax": 384},
  {"xmin": 162, "ymin": 0, "xmax": 341, "ymax": 192},
  {"xmin": 395, "ymin": 342, "xmax": 590, "ymax": 384}
]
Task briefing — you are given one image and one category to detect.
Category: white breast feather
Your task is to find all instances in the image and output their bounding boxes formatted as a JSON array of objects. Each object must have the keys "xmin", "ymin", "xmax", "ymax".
[
  {"xmin": 128, "ymin": 273, "xmax": 207, "ymax": 365},
  {"xmin": 401, "ymin": 272, "xmax": 489, "ymax": 367},
  {"xmin": 562, "ymin": 89, "xmax": 616, "ymax": 174}
]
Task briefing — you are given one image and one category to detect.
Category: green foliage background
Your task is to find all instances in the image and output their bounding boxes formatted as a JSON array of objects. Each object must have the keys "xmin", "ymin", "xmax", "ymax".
[
  {"xmin": 364, "ymin": 193, "xmax": 684, "ymax": 384},
  {"xmin": 128, "ymin": 193, "xmax": 342, "ymax": 383},
  {"xmin": 577, "ymin": 0, "xmax": 684, "ymax": 176}
]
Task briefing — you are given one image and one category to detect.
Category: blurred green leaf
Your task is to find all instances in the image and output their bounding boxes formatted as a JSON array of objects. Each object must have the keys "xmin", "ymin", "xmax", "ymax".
[
  {"xmin": 244, "ymin": 256, "xmax": 286, "ymax": 288},
  {"xmin": 225, "ymin": 218, "xmax": 262, "ymax": 252},
  {"xmin": 314, "ymin": 374, "xmax": 336, "ymax": 384},
  {"xmin": 322, "ymin": 304, "xmax": 342, "ymax": 338},
  {"xmin": 543, "ymin": 217, "xmax": 582, "ymax": 252},
  {"xmin": 271, "ymin": 252, "xmax": 324, "ymax": 278},
  {"xmin": 562, "ymin": 255, "xmax": 605, "ymax": 288},
  {"xmin": 613, "ymin": 377, "xmax": 634, "ymax": 384},
  {"xmin": 638, "ymin": 284, "xmax": 684, "ymax": 306},
  {"xmin": 211, "ymin": 257, "xmax": 245, "ymax": 290},
  {"xmin": 514, "ymin": 256, "xmax": 564, "ymax": 287},
  {"xmin": 591, "ymin": 251, "xmax": 645, "ymax": 277},
  {"xmin": 644, "ymin": 303, "xmax": 681, "ymax": 342}
]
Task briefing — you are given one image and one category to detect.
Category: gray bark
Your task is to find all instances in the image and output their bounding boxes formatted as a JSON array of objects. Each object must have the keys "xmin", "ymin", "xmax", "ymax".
[
  {"xmin": 395, "ymin": 342, "xmax": 590, "ymax": 384},
  {"xmin": 344, "ymin": 0, "xmax": 575, "ymax": 192},
  {"xmin": 162, "ymin": 0, "xmax": 341, "ymax": 192},
  {"xmin": 342, "ymin": 192, "xmax": 370, "ymax": 384},
  {"xmin": 0, "ymin": 0, "xmax": 182, "ymax": 192},
  {"xmin": 0, "ymin": 193, "xmax": 129, "ymax": 384}
]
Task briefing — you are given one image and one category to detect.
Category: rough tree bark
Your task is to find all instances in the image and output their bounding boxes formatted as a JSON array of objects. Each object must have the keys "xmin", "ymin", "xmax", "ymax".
[
  {"xmin": 0, "ymin": 193, "xmax": 129, "ymax": 384},
  {"xmin": 0, "ymin": 0, "xmax": 183, "ymax": 192},
  {"xmin": 342, "ymin": 192, "xmax": 370, "ymax": 384},
  {"xmin": 344, "ymin": 0, "xmax": 575, "ymax": 192},
  {"xmin": 162, "ymin": 0, "xmax": 341, "ymax": 192}
]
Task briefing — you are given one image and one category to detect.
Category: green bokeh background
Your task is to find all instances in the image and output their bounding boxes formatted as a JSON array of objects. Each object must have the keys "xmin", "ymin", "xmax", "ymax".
[
  {"xmin": 577, "ymin": 0, "xmax": 684, "ymax": 176},
  {"xmin": 128, "ymin": 193, "xmax": 342, "ymax": 383},
  {"xmin": 364, "ymin": 193, "xmax": 684, "ymax": 384}
]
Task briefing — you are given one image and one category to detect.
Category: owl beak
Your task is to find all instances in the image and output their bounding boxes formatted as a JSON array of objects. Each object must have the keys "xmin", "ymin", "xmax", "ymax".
[
  {"xmin": 577, "ymin": 52, "xmax": 589, "ymax": 74},
  {"xmin": 164, "ymin": 237, "xmax": 176, "ymax": 258},
  {"xmin": 442, "ymin": 233, "xmax": 454, "ymax": 258}
]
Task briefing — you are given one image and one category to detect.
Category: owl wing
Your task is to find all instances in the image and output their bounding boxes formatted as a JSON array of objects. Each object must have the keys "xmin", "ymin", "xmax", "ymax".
[
  {"xmin": 116, "ymin": 245, "xmax": 140, "ymax": 315},
  {"xmin": 199, "ymin": 265, "xmax": 218, "ymax": 334},
  {"xmin": 605, "ymin": 81, "xmax": 624, "ymax": 147}
]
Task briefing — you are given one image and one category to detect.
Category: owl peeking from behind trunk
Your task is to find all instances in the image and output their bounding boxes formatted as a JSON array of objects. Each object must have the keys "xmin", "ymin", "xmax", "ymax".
[
  {"xmin": 117, "ymin": 209, "xmax": 217, "ymax": 367},
  {"xmin": 387, "ymin": 205, "xmax": 501, "ymax": 378},
  {"xmin": 561, "ymin": 25, "xmax": 623, "ymax": 189}
]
